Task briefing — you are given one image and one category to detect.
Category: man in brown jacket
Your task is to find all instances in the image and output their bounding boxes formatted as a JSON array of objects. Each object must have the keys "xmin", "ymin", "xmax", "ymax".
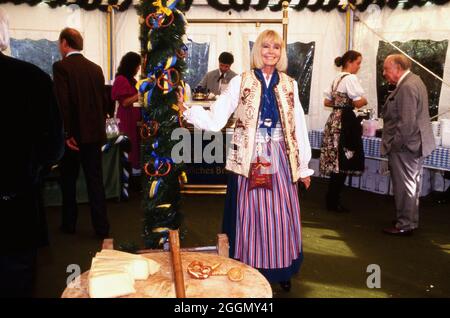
[
  {"xmin": 53, "ymin": 28, "xmax": 109, "ymax": 238},
  {"xmin": 381, "ymin": 54, "xmax": 435, "ymax": 236}
]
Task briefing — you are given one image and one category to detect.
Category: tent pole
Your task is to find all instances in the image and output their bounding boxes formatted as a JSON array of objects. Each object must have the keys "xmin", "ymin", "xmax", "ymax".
[
  {"xmin": 106, "ymin": 5, "xmax": 116, "ymax": 84},
  {"xmin": 282, "ymin": 1, "xmax": 289, "ymax": 50},
  {"xmin": 345, "ymin": 3, "xmax": 354, "ymax": 51}
]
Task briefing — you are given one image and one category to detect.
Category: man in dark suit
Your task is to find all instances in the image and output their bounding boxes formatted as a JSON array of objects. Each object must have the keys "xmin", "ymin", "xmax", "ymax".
[
  {"xmin": 0, "ymin": 8, "xmax": 64, "ymax": 297},
  {"xmin": 53, "ymin": 28, "xmax": 110, "ymax": 238},
  {"xmin": 381, "ymin": 54, "xmax": 435, "ymax": 236}
]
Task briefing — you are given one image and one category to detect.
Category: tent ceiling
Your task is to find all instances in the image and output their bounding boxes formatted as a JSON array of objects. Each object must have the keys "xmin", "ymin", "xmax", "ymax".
[{"xmin": 2, "ymin": 0, "xmax": 449, "ymax": 13}]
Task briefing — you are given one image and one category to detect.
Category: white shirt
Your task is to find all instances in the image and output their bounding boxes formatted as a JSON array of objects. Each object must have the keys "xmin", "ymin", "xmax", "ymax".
[
  {"xmin": 66, "ymin": 51, "xmax": 82, "ymax": 57},
  {"xmin": 397, "ymin": 70, "xmax": 411, "ymax": 86},
  {"xmin": 183, "ymin": 73, "xmax": 314, "ymax": 178},
  {"xmin": 324, "ymin": 72, "xmax": 365, "ymax": 101}
]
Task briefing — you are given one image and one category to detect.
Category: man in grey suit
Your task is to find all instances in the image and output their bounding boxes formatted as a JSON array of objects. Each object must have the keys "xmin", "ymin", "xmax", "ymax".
[
  {"xmin": 381, "ymin": 54, "xmax": 435, "ymax": 236},
  {"xmin": 197, "ymin": 52, "xmax": 237, "ymax": 96}
]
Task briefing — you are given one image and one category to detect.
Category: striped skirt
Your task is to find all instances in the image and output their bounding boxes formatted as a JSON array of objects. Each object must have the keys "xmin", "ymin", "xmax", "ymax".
[{"xmin": 231, "ymin": 138, "xmax": 303, "ymax": 271}]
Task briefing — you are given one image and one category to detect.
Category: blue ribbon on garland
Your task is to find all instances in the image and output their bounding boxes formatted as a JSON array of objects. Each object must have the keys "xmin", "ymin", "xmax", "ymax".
[
  {"xmin": 159, "ymin": 55, "xmax": 178, "ymax": 94},
  {"xmin": 151, "ymin": 139, "xmax": 174, "ymax": 170},
  {"xmin": 138, "ymin": 55, "xmax": 178, "ymax": 106}
]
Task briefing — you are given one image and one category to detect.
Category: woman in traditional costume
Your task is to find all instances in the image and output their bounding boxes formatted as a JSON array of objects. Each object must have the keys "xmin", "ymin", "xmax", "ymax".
[
  {"xmin": 319, "ymin": 50, "xmax": 367, "ymax": 213},
  {"xmin": 179, "ymin": 30, "xmax": 313, "ymax": 291}
]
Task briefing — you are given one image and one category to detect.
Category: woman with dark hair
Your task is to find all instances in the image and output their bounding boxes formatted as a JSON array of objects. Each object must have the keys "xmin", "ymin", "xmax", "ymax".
[
  {"xmin": 320, "ymin": 50, "xmax": 367, "ymax": 212},
  {"xmin": 112, "ymin": 52, "xmax": 142, "ymax": 183}
]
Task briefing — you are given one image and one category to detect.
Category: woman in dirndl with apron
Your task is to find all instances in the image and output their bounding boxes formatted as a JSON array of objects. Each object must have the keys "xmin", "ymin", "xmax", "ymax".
[{"xmin": 320, "ymin": 50, "xmax": 367, "ymax": 213}]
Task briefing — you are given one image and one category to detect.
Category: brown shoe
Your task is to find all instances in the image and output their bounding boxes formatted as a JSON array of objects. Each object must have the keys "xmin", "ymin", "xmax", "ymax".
[{"xmin": 383, "ymin": 227, "xmax": 414, "ymax": 236}]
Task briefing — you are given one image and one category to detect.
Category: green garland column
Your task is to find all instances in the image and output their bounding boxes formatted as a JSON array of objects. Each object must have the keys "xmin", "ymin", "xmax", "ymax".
[{"xmin": 137, "ymin": 0, "xmax": 188, "ymax": 248}]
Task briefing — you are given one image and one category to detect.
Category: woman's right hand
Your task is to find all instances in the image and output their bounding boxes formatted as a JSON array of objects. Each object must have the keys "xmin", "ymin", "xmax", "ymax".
[
  {"xmin": 300, "ymin": 176, "xmax": 311, "ymax": 190},
  {"xmin": 177, "ymin": 87, "xmax": 186, "ymax": 113}
]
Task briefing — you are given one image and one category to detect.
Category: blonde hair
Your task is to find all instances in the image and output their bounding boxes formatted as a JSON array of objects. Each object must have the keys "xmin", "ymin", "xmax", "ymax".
[{"xmin": 251, "ymin": 29, "xmax": 287, "ymax": 72}]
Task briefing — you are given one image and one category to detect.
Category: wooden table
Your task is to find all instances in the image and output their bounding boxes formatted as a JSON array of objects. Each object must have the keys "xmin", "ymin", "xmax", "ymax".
[{"xmin": 61, "ymin": 252, "xmax": 272, "ymax": 298}]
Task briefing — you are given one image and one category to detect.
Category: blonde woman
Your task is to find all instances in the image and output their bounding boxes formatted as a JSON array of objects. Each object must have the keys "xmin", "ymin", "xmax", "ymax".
[{"xmin": 178, "ymin": 30, "xmax": 313, "ymax": 291}]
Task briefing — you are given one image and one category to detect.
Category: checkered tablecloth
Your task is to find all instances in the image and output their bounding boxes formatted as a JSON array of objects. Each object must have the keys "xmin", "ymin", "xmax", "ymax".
[{"xmin": 308, "ymin": 130, "xmax": 450, "ymax": 171}]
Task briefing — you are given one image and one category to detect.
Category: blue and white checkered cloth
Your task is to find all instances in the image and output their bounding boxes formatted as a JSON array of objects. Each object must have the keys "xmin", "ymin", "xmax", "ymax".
[{"xmin": 309, "ymin": 130, "xmax": 450, "ymax": 171}]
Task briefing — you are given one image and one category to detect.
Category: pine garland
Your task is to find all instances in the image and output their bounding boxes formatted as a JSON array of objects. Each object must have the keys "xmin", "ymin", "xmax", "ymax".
[
  {"xmin": 3, "ymin": 0, "xmax": 450, "ymax": 12},
  {"xmin": 137, "ymin": 0, "xmax": 187, "ymax": 248}
]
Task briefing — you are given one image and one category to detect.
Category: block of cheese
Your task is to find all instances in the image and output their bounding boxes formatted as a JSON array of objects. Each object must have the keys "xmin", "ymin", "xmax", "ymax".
[
  {"xmin": 95, "ymin": 249, "xmax": 160, "ymax": 279},
  {"xmin": 91, "ymin": 258, "xmax": 135, "ymax": 279},
  {"xmin": 88, "ymin": 269, "xmax": 135, "ymax": 298},
  {"xmin": 88, "ymin": 250, "xmax": 161, "ymax": 298}
]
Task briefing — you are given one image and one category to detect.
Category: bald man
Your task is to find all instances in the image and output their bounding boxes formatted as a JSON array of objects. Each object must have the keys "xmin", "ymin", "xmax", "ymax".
[{"xmin": 381, "ymin": 54, "xmax": 435, "ymax": 236}]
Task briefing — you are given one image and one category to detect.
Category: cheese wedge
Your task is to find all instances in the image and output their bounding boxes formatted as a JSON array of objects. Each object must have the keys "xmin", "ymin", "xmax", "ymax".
[
  {"xmin": 87, "ymin": 250, "xmax": 161, "ymax": 298},
  {"xmin": 96, "ymin": 249, "xmax": 160, "ymax": 278},
  {"xmin": 88, "ymin": 269, "xmax": 135, "ymax": 298},
  {"xmin": 91, "ymin": 258, "xmax": 135, "ymax": 279}
]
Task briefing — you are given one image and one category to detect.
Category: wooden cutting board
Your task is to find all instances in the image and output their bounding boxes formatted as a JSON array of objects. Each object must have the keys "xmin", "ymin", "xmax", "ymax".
[{"xmin": 61, "ymin": 251, "xmax": 272, "ymax": 298}]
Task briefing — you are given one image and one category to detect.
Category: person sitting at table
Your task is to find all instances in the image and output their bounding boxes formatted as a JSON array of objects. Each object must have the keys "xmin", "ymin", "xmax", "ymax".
[
  {"xmin": 319, "ymin": 50, "xmax": 367, "ymax": 213},
  {"xmin": 197, "ymin": 51, "xmax": 237, "ymax": 96},
  {"xmin": 112, "ymin": 52, "xmax": 142, "ymax": 190}
]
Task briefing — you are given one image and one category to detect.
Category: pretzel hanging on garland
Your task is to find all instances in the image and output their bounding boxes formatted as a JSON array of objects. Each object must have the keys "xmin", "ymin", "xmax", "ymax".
[
  {"xmin": 144, "ymin": 142, "xmax": 173, "ymax": 177},
  {"xmin": 145, "ymin": 0, "xmax": 180, "ymax": 30},
  {"xmin": 140, "ymin": 120, "xmax": 160, "ymax": 139},
  {"xmin": 157, "ymin": 67, "xmax": 180, "ymax": 92},
  {"xmin": 145, "ymin": 12, "xmax": 175, "ymax": 29},
  {"xmin": 144, "ymin": 160, "xmax": 172, "ymax": 177}
]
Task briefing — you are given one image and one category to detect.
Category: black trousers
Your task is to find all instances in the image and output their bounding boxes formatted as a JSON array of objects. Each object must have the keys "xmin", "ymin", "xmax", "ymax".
[
  {"xmin": 60, "ymin": 143, "xmax": 109, "ymax": 236},
  {"xmin": 0, "ymin": 250, "xmax": 36, "ymax": 298},
  {"xmin": 326, "ymin": 172, "xmax": 347, "ymax": 209}
]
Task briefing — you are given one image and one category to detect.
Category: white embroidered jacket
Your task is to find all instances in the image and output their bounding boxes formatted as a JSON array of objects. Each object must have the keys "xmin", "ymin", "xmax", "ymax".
[{"xmin": 184, "ymin": 71, "xmax": 314, "ymax": 182}]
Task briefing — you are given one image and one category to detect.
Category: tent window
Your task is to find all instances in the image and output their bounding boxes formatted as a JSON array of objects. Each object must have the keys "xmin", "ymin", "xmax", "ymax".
[
  {"xmin": 376, "ymin": 39, "xmax": 449, "ymax": 118},
  {"xmin": 286, "ymin": 41, "xmax": 315, "ymax": 115},
  {"xmin": 10, "ymin": 38, "xmax": 60, "ymax": 78},
  {"xmin": 185, "ymin": 41, "xmax": 210, "ymax": 91}
]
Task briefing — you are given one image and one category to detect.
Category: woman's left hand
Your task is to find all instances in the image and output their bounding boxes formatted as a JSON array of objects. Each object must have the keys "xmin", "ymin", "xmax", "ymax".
[{"xmin": 300, "ymin": 176, "xmax": 311, "ymax": 190}]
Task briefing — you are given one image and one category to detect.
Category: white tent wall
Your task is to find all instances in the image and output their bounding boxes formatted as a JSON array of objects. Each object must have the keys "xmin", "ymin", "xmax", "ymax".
[
  {"xmin": 3, "ymin": 2, "xmax": 107, "ymax": 76},
  {"xmin": 354, "ymin": 3, "xmax": 450, "ymax": 120},
  {"xmin": 114, "ymin": 7, "xmax": 140, "ymax": 78},
  {"xmin": 286, "ymin": 8, "xmax": 346, "ymax": 130}
]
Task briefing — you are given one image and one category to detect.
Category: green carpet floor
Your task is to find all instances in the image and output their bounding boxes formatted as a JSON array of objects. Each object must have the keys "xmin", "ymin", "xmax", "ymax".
[{"xmin": 35, "ymin": 177, "xmax": 450, "ymax": 298}]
